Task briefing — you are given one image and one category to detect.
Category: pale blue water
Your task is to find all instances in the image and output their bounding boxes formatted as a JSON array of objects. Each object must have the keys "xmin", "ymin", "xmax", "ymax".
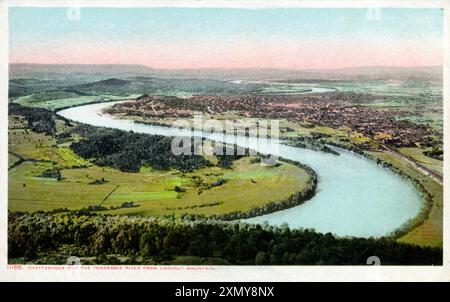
[{"xmin": 58, "ymin": 100, "xmax": 423, "ymax": 238}]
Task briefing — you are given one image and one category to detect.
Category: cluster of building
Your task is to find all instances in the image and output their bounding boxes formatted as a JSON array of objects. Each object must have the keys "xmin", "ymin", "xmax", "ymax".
[
  {"xmin": 261, "ymin": 100, "xmax": 435, "ymax": 148},
  {"xmin": 110, "ymin": 93, "xmax": 438, "ymax": 148}
]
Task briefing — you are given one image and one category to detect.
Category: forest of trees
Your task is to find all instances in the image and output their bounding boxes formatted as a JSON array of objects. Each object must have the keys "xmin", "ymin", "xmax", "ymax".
[
  {"xmin": 70, "ymin": 125, "xmax": 210, "ymax": 172},
  {"xmin": 423, "ymin": 147, "xmax": 443, "ymax": 161},
  {"xmin": 8, "ymin": 212, "xmax": 442, "ymax": 265},
  {"xmin": 9, "ymin": 103, "xmax": 56, "ymax": 134},
  {"xmin": 70, "ymin": 125, "xmax": 250, "ymax": 172},
  {"xmin": 215, "ymin": 145, "xmax": 246, "ymax": 168}
]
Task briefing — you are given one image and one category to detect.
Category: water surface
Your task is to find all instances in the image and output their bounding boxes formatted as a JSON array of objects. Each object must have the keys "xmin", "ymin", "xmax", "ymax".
[{"xmin": 58, "ymin": 101, "xmax": 422, "ymax": 238}]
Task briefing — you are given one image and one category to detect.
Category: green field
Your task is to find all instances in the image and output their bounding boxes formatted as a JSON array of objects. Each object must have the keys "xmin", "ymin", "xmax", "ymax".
[
  {"xmin": 8, "ymin": 153, "xmax": 21, "ymax": 169},
  {"xmin": 397, "ymin": 147, "xmax": 443, "ymax": 175},
  {"xmin": 9, "ymin": 155, "xmax": 310, "ymax": 217},
  {"xmin": 13, "ymin": 94, "xmax": 142, "ymax": 111},
  {"xmin": 8, "ymin": 119, "xmax": 91, "ymax": 168},
  {"xmin": 8, "ymin": 116, "xmax": 311, "ymax": 217}
]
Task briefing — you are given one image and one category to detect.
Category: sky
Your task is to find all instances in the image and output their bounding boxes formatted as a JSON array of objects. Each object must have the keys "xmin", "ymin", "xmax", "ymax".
[{"xmin": 9, "ymin": 7, "xmax": 444, "ymax": 70}]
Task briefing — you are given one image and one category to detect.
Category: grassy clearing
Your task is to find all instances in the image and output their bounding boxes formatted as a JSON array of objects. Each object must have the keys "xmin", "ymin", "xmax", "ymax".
[
  {"xmin": 13, "ymin": 94, "xmax": 141, "ymax": 111},
  {"xmin": 397, "ymin": 147, "xmax": 443, "ymax": 175},
  {"xmin": 9, "ymin": 115, "xmax": 28, "ymax": 129},
  {"xmin": 107, "ymin": 191, "xmax": 178, "ymax": 202},
  {"xmin": 8, "ymin": 128, "xmax": 90, "ymax": 168},
  {"xmin": 9, "ymin": 162, "xmax": 112, "ymax": 212},
  {"xmin": 8, "ymin": 153, "xmax": 21, "ymax": 169},
  {"xmin": 8, "ymin": 117, "xmax": 311, "ymax": 218},
  {"xmin": 9, "ymin": 156, "xmax": 310, "ymax": 217},
  {"xmin": 367, "ymin": 151, "xmax": 443, "ymax": 248}
]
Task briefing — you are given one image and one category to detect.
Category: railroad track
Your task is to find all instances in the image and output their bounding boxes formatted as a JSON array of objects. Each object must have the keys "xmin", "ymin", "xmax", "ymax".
[{"xmin": 381, "ymin": 145, "xmax": 443, "ymax": 185}]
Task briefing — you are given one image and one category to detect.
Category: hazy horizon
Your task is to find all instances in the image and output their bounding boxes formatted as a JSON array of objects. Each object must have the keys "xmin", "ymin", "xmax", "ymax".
[{"xmin": 9, "ymin": 62, "xmax": 443, "ymax": 70}]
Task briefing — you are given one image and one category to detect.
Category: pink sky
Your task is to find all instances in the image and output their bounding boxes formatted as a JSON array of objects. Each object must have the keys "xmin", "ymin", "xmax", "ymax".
[{"xmin": 11, "ymin": 37, "xmax": 442, "ymax": 69}]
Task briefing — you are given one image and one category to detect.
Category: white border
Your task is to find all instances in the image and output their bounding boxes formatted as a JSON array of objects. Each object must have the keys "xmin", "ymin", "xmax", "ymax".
[
  {"xmin": 6, "ymin": 0, "xmax": 449, "ymax": 8},
  {"xmin": 1, "ymin": 0, "xmax": 449, "ymax": 282}
]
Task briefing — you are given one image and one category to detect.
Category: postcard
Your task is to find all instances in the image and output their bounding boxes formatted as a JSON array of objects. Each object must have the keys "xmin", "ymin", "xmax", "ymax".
[{"xmin": 0, "ymin": 0, "xmax": 448, "ymax": 282}]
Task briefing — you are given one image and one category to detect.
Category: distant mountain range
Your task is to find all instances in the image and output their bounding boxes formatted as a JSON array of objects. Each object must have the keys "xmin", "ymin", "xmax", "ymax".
[
  {"xmin": 9, "ymin": 64, "xmax": 153, "ymax": 78},
  {"xmin": 9, "ymin": 63, "xmax": 442, "ymax": 81}
]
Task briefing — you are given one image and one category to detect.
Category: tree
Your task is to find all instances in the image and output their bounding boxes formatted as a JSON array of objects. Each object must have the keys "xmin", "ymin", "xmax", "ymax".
[{"xmin": 255, "ymin": 251, "xmax": 269, "ymax": 265}]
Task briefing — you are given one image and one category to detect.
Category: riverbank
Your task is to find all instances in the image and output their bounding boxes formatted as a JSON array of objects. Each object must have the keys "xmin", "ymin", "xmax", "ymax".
[
  {"xmin": 57, "ymin": 101, "xmax": 426, "ymax": 239},
  {"xmin": 325, "ymin": 141, "xmax": 442, "ymax": 247},
  {"xmin": 98, "ymin": 101, "xmax": 435, "ymax": 243},
  {"xmin": 182, "ymin": 157, "xmax": 318, "ymax": 221}
]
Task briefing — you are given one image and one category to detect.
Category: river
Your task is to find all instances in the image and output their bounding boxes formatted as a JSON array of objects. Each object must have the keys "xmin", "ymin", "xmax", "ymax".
[{"xmin": 57, "ymin": 100, "xmax": 423, "ymax": 238}]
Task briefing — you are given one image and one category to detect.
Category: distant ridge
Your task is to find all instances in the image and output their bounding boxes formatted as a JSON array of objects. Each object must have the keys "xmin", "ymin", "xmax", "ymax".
[
  {"xmin": 304, "ymin": 65, "xmax": 442, "ymax": 75},
  {"xmin": 10, "ymin": 63, "xmax": 154, "ymax": 77},
  {"xmin": 9, "ymin": 63, "xmax": 442, "ymax": 81},
  {"xmin": 79, "ymin": 78, "xmax": 132, "ymax": 87}
]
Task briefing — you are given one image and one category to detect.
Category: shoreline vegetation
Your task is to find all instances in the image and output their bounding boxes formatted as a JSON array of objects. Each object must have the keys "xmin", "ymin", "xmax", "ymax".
[{"xmin": 180, "ymin": 157, "xmax": 317, "ymax": 221}]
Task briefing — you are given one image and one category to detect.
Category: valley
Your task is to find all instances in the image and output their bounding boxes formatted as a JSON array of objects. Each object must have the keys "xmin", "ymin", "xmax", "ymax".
[{"xmin": 7, "ymin": 64, "xmax": 444, "ymax": 265}]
